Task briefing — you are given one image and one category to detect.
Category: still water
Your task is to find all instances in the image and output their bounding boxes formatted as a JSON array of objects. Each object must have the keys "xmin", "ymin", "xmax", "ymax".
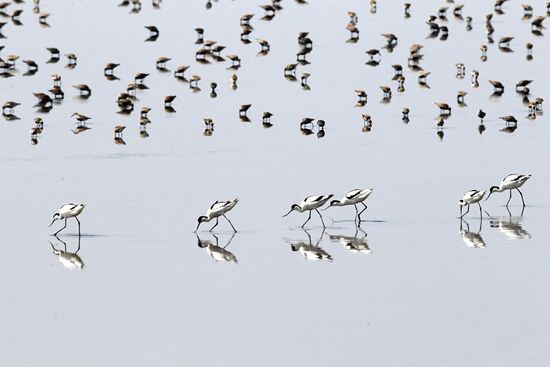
[{"xmin": 1, "ymin": 1, "xmax": 549, "ymax": 366}]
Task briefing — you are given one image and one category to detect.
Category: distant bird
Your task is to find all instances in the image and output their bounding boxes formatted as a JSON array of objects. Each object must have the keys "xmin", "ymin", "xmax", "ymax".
[
  {"xmin": 2, "ymin": 101, "xmax": 20, "ymax": 115},
  {"xmin": 114, "ymin": 125, "xmax": 126, "ymax": 138},
  {"xmin": 486, "ymin": 174, "xmax": 531, "ymax": 207},
  {"xmin": 478, "ymin": 109, "xmax": 486, "ymax": 122},
  {"xmin": 73, "ymin": 84, "xmax": 91, "ymax": 96},
  {"xmin": 156, "ymin": 56, "xmax": 171, "ymax": 70},
  {"xmin": 324, "ymin": 188, "xmax": 373, "ymax": 223},
  {"xmin": 195, "ymin": 199, "xmax": 239, "ymax": 232},
  {"xmin": 23, "ymin": 59, "xmax": 39, "ymax": 70},
  {"xmin": 239, "ymin": 104, "xmax": 251, "ymax": 119},
  {"xmin": 71, "ymin": 112, "xmax": 91, "ymax": 125},
  {"xmin": 300, "ymin": 117, "xmax": 314, "ymax": 128},
  {"xmin": 104, "ymin": 63, "xmax": 120, "ymax": 75},
  {"xmin": 164, "ymin": 95, "xmax": 176, "ymax": 107},
  {"xmin": 498, "ymin": 36, "xmax": 514, "ymax": 48},
  {"xmin": 435, "ymin": 102, "xmax": 452, "ymax": 115},
  {"xmin": 402, "ymin": 107, "xmax": 410, "ymax": 122},
  {"xmin": 457, "ymin": 91, "xmax": 467, "ymax": 105},
  {"xmin": 499, "ymin": 115, "xmax": 517, "ymax": 126},
  {"xmin": 49, "ymin": 203, "xmax": 86, "ymax": 236},
  {"xmin": 145, "ymin": 25, "xmax": 159, "ymax": 36},
  {"xmin": 489, "ymin": 80, "xmax": 504, "ymax": 93},
  {"xmin": 263, "ymin": 112, "xmax": 273, "ymax": 124},
  {"xmin": 134, "ymin": 72, "xmax": 149, "ymax": 84},
  {"xmin": 380, "ymin": 85, "xmax": 392, "ymax": 99},
  {"xmin": 47, "ymin": 47, "xmax": 60, "ymax": 58},
  {"xmin": 174, "ymin": 65, "xmax": 190, "ymax": 79},
  {"xmin": 141, "ymin": 106, "xmax": 151, "ymax": 118},
  {"xmin": 283, "ymin": 194, "xmax": 334, "ymax": 228},
  {"xmin": 459, "ymin": 190, "xmax": 486, "ymax": 218}
]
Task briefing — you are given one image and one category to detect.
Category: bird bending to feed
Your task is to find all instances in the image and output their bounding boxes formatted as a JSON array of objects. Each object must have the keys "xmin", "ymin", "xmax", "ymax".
[
  {"xmin": 195, "ymin": 199, "xmax": 239, "ymax": 232},
  {"xmin": 49, "ymin": 204, "xmax": 86, "ymax": 236},
  {"xmin": 459, "ymin": 190, "xmax": 485, "ymax": 218},
  {"xmin": 283, "ymin": 194, "xmax": 333, "ymax": 228},
  {"xmin": 324, "ymin": 188, "xmax": 373, "ymax": 223},
  {"xmin": 486, "ymin": 174, "xmax": 531, "ymax": 207}
]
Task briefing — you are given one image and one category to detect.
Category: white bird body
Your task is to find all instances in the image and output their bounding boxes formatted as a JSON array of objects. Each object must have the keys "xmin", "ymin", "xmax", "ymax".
[
  {"xmin": 494, "ymin": 174, "xmax": 531, "ymax": 191},
  {"xmin": 296, "ymin": 195, "xmax": 333, "ymax": 211},
  {"xmin": 206, "ymin": 199, "xmax": 239, "ymax": 219},
  {"xmin": 196, "ymin": 199, "xmax": 239, "ymax": 232},
  {"xmin": 283, "ymin": 194, "xmax": 333, "ymax": 228},
  {"xmin": 291, "ymin": 243, "xmax": 333, "ymax": 261},
  {"xmin": 486, "ymin": 174, "xmax": 531, "ymax": 206},
  {"xmin": 325, "ymin": 188, "xmax": 373, "ymax": 223},
  {"xmin": 460, "ymin": 190, "xmax": 485, "ymax": 206},
  {"xmin": 459, "ymin": 190, "xmax": 485, "ymax": 218},
  {"xmin": 57, "ymin": 203, "xmax": 85, "ymax": 218},
  {"xmin": 49, "ymin": 203, "xmax": 86, "ymax": 235}
]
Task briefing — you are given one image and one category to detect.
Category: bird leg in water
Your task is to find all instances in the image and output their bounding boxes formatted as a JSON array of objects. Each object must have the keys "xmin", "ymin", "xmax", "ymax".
[
  {"xmin": 210, "ymin": 218, "xmax": 219, "ymax": 231},
  {"xmin": 223, "ymin": 214, "xmax": 237, "ymax": 232},
  {"xmin": 506, "ymin": 190, "xmax": 512, "ymax": 207},
  {"xmin": 315, "ymin": 209, "xmax": 326, "ymax": 228},
  {"xmin": 301, "ymin": 211, "xmax": 312, "ymax": 228},
  {"xmin": 75, "ymin": 216, "xmax": 81, "ymax": 234},
  {"xmin": 517, "ymin": 188, "xmax": 525, "ymax": 206},
  {"xmin": 54, "ymin": 218, "xmax": 68, "ymax": 236},
  {"xmin": 462, "ymin": 204, "xmax": 470, "ymax": 217},
  {"xmin": 478, "ymin": 203, "xmax": 483, "ymax": 218},
  {"xmin": 357, "ymin": 202, "xmax": 368, "ymax": 223}
]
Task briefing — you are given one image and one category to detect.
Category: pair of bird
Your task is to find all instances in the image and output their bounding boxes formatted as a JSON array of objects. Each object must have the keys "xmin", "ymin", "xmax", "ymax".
[
  {"xmin": 459, "ymin": 174, "xmax": 531, "ymax": 218},
  {"xmin": 283, "ymin": 188, "xmax": 374, "ymax": 228}
]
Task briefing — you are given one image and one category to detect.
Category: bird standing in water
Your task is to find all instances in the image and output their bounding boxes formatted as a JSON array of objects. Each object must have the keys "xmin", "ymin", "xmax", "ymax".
[
  {"xmin": 195, "ymin": 199, "xmax": 239, "ymax": 232},
  {"xmin": 49, "ymin": 204, "xmax": 86, "ymax": 236}
]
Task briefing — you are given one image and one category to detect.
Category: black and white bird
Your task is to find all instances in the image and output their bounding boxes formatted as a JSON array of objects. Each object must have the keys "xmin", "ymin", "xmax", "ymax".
[
  {"xmin": 195, "ymin": 199, "xmax": 239, "ymax": 232},
  {"xmin": 283, "ymin": 194, "xmax": 333, "ymax": 228},
  {"xmin": 486, "ymin": 174, "xmax": 531, "ymax": 207},
  {"xmin": 324, "ymin": 188, "xmax": 373, "ymax": 223},
  {"xmin": 459, "ymin": 190, "xmax": 485, "ymax": 218},
  {"xmin": 49, "ymin": 204, "xmax": 86, "ymax": 236}
]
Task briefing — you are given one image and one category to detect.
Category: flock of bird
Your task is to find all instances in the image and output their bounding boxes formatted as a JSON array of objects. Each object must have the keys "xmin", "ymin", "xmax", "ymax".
[
  {"xmin": 47, "ymin": 172, "xmax": 531, "ymax": 267},
  {"xmin": 0, "ymin": 0, "xmax": 547, "ymax": 144},
  {"xmin": 0, "ymin": 1, "xmax": 544, "ymax": 264}
]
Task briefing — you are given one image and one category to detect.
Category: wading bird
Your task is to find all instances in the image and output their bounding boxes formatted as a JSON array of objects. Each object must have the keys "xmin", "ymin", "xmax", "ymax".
[
  {"xmin": 49, "ymin": 203, "xmax": 86, "ymax": 236},
  {"xmin": 195, "ymin": 199, "xmax": 239, "ymax": 232},
  {"xmin": 324, "ymin": 188, "xmax": 373, "ymax": 223},
  {"xmin": 283, "ymin": 194, "xmax": 333, "ymax": 228},
  {"xmin": 459, "ymin": 190, "xmax": 485, "ymax": 218},
  {"xmin": 486, "ymin": 174, "xmax": 531, "ymax": 207}
]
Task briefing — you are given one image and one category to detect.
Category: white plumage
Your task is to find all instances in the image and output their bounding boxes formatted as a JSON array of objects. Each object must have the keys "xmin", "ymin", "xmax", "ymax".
[
  {"xmin": 196, "ymin": 198, "xmax": 239, "ymax": 232},
  {"xmin": 486, "ymin": 174, "xmax": 531, "ymax": 206},
  {"xmin": 197, "ymin": 236, "xmax": 238, "ymax": 263},
  {"xmin": 324, "ymin": 188, "xmax": 373, "ymax": 223},
  {"xmin": 459, "ymin": 189, "xmax": 485, "ymax": 217},
  {"xmin": 283, "ymin": 194, "xmax": 333, "ymax": 228},
  {"xmin": 49, "ymin": 203, "xmax": 86, "ymax": 235},
  {"xmin": 291, "ymin": 243, "xmax": 333, "ymax": 262}
]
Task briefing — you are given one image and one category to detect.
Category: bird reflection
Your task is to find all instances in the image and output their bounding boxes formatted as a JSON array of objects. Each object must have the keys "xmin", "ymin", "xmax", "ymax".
[
  {"xmin": 487, "ymin": 209, "xmax": 531, "ymax": 241},
  {"xmin": 196, "ymin": 233, "xmax": 238, "ymax": 264},
  {"xmin": 50, "ymin": 235, "xmax": 85, "ymax": 270},
  {"xmin": 288, "ymin": 229, "xmax": 332, "ymax": 262},
  {"xmin": 459, "ymin": 219, "xmax": 485, "ymax": 248},
  {"xmin": 329, "ymin": 227, "xmax": 371, "ymax": 255}
]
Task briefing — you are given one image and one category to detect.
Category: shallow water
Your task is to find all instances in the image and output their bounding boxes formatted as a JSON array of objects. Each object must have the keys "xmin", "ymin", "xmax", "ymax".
[{"xmin": 1, "ymin": 1, "xmax": 549, "ymax": 366}]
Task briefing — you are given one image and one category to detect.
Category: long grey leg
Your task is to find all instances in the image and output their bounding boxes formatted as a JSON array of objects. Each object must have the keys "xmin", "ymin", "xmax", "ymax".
[
  {"xmin": 516, "ymin": 188, "xmax": 525, "ymax": 206},
  {"xmin": 75, "ymin": 216, "xmax": 81, "ymax": 234},
  {"xmin": 478, "ymin": 202, "xmax": 483, "ymax": 218},
  {"xmin": 223, "ymin": 214, "xmax": 237, "ymax": 232},
  {"xmin": 54, "ymin": 218, "xmax": 68, "ymax": 236},
  {"xmin": 315, "ymin": 209, "xmax": 326, "ymax": 228},
  {"xmin": 357, "ymin": 202, "xmax": 368, "ymax": 223},
  {"xmin": 506, "ymin": 190, "xmax": 512, "ymax": 207},
  {"xmin": 210, "ymin": 218, "xmax": 219, "ymax": 231},
  {"xmin": 302, "ymin": 211, "xmax": 312, "ymax": 228}
]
